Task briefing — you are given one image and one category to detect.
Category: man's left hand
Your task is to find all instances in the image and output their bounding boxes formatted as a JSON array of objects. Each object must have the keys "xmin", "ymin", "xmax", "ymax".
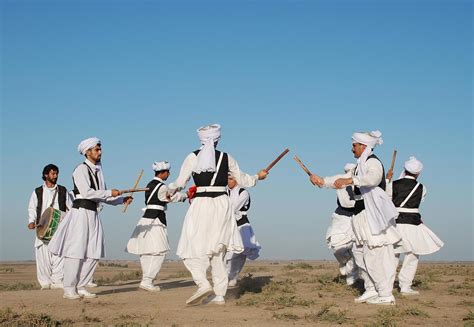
[
  {"xmin": 334, "ymin": 178, "xmax": 352, "ymax": 189},
  {"xmin": 123, "ymin": 196, "xmax": 133, "ymax": 205}
]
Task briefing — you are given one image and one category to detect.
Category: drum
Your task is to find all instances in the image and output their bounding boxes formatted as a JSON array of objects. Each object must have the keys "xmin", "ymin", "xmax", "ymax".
[{"xmin": 36, "ymin": 207, "xmax": 64, "ymax": 242}]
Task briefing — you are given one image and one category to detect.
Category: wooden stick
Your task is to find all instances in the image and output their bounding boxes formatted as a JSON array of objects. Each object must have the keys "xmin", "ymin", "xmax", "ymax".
[
  {"xmin": 123, "ymin": 170, "xmax": 144, "ymax": 213},
  {"xmin": 293, "ymin": 155, "xmax": 312, "ymax": 176},
  {"xmin": 388, "ymin": 150, "xmax": 397, "ymax": 182},
  {"xmin": 120, "ymin": 187, "xmax": 149, "ymax": 194},
  {"xmin": 265, "ymin": 148, "xmax": 290, "ymax": 172}
]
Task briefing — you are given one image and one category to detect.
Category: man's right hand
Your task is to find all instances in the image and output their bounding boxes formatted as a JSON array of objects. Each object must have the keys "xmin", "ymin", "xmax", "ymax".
[
  {"xmin": 386, "ymin": 169, "xmax": 393, "ymax": 181},
  {"xmin": 111, "ymin": 189, "xmax": 122, "ymax": 197},
  {"xmin": 257, "ymin": 170, "xmax": 268, "ymax": 180},
  {"xmin": 310, "ymin": 174, "xmax": 324, "ymax": 187},
  {"xmin": 28, "ymin": 222, "xmax": 35, "ymax": 230}
]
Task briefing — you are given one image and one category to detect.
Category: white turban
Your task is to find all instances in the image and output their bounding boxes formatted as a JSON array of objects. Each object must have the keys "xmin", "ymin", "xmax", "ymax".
[
  {"xmin": 152, "ymin": 161, "xmax": 171, "ymax": 172},
  {"xmin": 352, "ymin": 130, "xmax": 383, "ymax": 148},
  {"xmin": 194, "ymin": 124, "xmax": 221, "ymax": 173},
  {"xmin": 399, "ymin": 156, "xmax": 423, "ymax": 178},
  {"xmin": 344, "ymin": 163, "xmax": 357, "ymax": 173},
  {"xmin": 77, "ymin": 137, "xmax": 101, "ymax": 155}
]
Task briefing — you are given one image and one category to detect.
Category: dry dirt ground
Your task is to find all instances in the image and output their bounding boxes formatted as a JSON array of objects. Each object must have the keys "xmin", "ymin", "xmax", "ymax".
[{"xmin": 0, "ymin": 260, "xmax": 473, "ymax": 326}]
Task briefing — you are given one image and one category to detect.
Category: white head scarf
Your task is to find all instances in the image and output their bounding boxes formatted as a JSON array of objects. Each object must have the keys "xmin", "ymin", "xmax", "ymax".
[
  {"xmin": 344, "ymin": 163, "xmax": 356, "ymax": 173},
  {"xmin": 352, "ymin": 130, "xmax": 398, "ymax": 234},
  {"xmin": 399, "ymin": 156, "xmax": 423, "ymax": 178},
  {"xmin": 152, "ymin": 161, "xmax": 171, "ymax": 172},
  {"xmin": 194, "ymin": 124, "xmax": 221, "ymax": 173},
  {"xmin": 77, "ymin": 137, "xmax": 101, "ymax": 155}
]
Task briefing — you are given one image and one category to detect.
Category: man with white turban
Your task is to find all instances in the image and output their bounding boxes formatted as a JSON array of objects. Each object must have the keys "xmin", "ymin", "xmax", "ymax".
[
  {"xmin": 316, "ymin": 131, "xmax": 401, "ymax": 305},
  {"xmin": 309, "ymin": 163, "xmax": 358, "ymax": 285},
  {"xmin": 49, "ymin": 137, "xmax": 133, "ymax": 299},
  {"xmin": 386, "ymin": 156, "xmax": 444, "ymax": 295},
  {"xmin": 168, "ymin": 124, "xmax": 268, "ymax": 305},
  {"xmin": 126, "ymin": 161, "xmax": 188, "ymax": 292}
]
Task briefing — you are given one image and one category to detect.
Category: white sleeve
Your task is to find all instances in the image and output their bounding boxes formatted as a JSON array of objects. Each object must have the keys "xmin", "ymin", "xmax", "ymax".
[
  {"xmin": 323, "ymin": 173, "xmax": 350, "ymax": 189},
  {"xmin": 28, "ymin": 191, "xmax": 38, "ymax": 224},
  {"xmin": 157, "ymin": 183, "xmax": 186, "ymax": 203},
  {"xmin": 352, "ymin": 158, "xmax": 383, "ymax": 187},
  {"xmin": 168, "ymin": 153, "xmax": 196, "ymax": 193},
  {"xmin": 385, "ymin": 180, "xmax": 393, "ymax": 198},
  {"xmin": 337, "ymin": 187, "xmax": 355, "ymax": 208},
  {"xmin": 228, "ymin": 154, "xmax": 258, "ymax": 189},
  {"xmin": 421, "ymin": 185, "xmax": 427, "ymax": 203},
  {"xmin": 73, "ymin": 165, "xmax": 112, "ymax": 201},
  {"xmin": 104, "ymin": 196, "xmax": 125, "ymax": 206}
]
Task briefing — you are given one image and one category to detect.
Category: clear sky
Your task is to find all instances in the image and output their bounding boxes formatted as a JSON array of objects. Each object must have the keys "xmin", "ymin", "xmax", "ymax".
[{"xmin": 1, "ymin": 0, "xmax": 472, "ymax": 262}]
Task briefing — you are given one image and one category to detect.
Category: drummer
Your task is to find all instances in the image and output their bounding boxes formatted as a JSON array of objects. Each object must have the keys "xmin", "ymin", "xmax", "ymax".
[{"xmin": 27, "ymin": 164, "xmax": 71, "ymax": 290}]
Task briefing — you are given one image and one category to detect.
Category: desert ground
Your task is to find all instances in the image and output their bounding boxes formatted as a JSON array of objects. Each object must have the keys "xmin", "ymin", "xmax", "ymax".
[{"xmin": 0, "ymin": 260, "xmax": 472, "ymax": 326}]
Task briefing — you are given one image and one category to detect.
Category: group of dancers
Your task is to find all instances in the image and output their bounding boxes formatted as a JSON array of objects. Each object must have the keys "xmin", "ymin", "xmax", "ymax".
[{"xmin": 27, "ymin": 125, "xmax": 443, "ymax": 306}]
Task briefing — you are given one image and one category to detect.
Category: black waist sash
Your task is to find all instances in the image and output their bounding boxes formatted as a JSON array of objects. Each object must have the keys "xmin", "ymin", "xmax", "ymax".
[
  {"xmin": 72, "ymin": 199, "xmax": 97, "ymax": 212},
  {"xmin": 237, "ymin": 215, "xmax": 250, "ymax": 226},
  {"xmin": 194, "ymin": 192, "xmax": 227, "ymax": 198}
]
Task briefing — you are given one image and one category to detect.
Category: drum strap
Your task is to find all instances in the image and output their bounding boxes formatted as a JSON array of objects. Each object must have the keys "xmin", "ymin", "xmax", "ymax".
[{"xmin": 49, "ymin": 188, "xmax": 59, "ymax": 208}]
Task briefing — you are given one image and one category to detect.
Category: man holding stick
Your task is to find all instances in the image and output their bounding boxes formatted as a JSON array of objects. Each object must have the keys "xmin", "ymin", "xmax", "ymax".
[
  {"xmin": 307, "ymin": 163, "xmax": 359, "ymax": 285},
  {"xmin": 49, "ymin": 137, "xmax": 133, "ymax": 300},
  {"xmin": 312, "ymin": 131, "xmax": 401, "ymax": 305},
  {"xmin": 168, "ymin": 124, "xmax": 268, "ymax": 305}
]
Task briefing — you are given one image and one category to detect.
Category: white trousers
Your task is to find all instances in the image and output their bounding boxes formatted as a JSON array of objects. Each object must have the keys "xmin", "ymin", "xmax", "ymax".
[
  {"xmin": 225, "ymin": 252, "xmax": 247, "ymax": 282},
  {"xmin": 396, "ymin": 252, "xmax": 419, "ymax": 291},
  {"xmin": 35, "ymin": 244, "xmax": 64, "ymax": 287},
  {"xmin": 140, "ymin": 254, "xmax": 166, "ymax": 285},
  {"xmin": 353, "ymin": 243, "xmax": 396, "ymax": 297},
  {"xmin": 333, "ymin": 243, "xmax": 356, "ymax": 276},
  {"xmin": 183, "ymin": 251, "xmax": 228, "ymax": 296},
  {"xmin": 63, "ymin": 257, "xmax": 98, "ymax": 293}
]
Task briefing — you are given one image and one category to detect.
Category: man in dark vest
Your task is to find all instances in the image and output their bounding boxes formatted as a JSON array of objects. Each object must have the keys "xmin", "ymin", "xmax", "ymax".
[
  {"xmin": 333, "ymin": 131, "xmax": 400, "ymax": 305},
  {"xmin": 126, "ymin": 161, "xmax": 188, "ymax": 292},
  {"xmin": 27, "ymin": 164, "xmax": 70, "ymax": 289},
  {"xmin": 168, "ymin": 124, "xmax": 268, "ymax": 305},
  {"xmin": 387, "ymin": 156, "xmax": 444, "ymax": 295}
]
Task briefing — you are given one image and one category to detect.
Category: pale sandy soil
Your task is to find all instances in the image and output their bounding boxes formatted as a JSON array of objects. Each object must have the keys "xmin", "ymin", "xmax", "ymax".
[{"xmin": 0, "ymin": 260, "xmax": 473, "ymax": 326}]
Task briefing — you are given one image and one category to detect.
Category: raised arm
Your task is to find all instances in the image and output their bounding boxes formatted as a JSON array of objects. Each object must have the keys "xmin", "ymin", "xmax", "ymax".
[
  {"xmin": 228, "ymin": 154, "xmax": 259, "ymax": 189},
  {"xmin": 168, "ymin": 153, "xmax": 196, "ymax": 194},
  {"xmin": 74, "ymin": 165, "xmax": 112, "ymax": 201}
]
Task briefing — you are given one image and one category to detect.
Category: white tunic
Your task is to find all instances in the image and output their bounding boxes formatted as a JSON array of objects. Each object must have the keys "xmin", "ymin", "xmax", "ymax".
[
  {"xmin": 386, "ymin": 178, "xmax": 444, "ymax": 255},
  {"xmin": 351, "ymin": 158, "xmax": 401, "ymax": 248},
  {"xmin": 49, "ymin": 159, "xmax": 124, "ymax": 259},
  {"xmin": 28, "ymin": 183, "xmax": 71, "ymax": 248},
  {"xmin": 322, "ymin": 173, "xmax": 355, "ymax": 249},
  {"xmin": 169, "ymin": 152, "xmax": 258, "ymax": 259},
  {"xmin": 126, "ymin": 178, "xmax": 187, "ymax": 256},
  {"xmin": 228, "ymin": 187, "xmax": 261, "ymax": 260}
]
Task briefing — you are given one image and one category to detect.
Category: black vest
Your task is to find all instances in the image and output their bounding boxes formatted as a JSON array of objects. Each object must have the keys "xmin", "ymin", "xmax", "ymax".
[
  {"xmin": 142, "ymin": 179, "xmax": 168, "ymax": 226},
  {"xmin": 72, "ymin": 163, "xmax": 100, "ymax": 212},
  {"xmin": 236, "ymin": 188, "xmax": 251, "ymax": 226},
  {"xmin": 192, "ymin": 150, "xmax": 229, "ymax": 198},
  {"xmin": 34, "ymin": 185, "xmax": 67, "ymax": 224},
  {"xmin": 335, "ymin": 186, "xmax": 355, "ymax": 217},
  {"xmin": 353, "ymin": 154, "xmax": 386, "ymax": 215},
  {"xmin": 393, "ymin": 178, "xmax": 423, "ymax": 225}
]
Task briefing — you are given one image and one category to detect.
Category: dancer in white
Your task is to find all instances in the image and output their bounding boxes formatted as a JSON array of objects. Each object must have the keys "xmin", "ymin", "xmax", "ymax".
[
  {"xmin": 168, "ymin": 124, "xmax": 268, "ymax": 305},
  {"xmin": 311, "ymin": 163, "xmax": 358, "ymax": 285},
  {"xmin": 27, "ymin": 164, "xmax": 70, "ymax": 289},
  {"xmin": 225, "ymin": 174, "xmax": 261, "ymax": 287},
  {"xmin": 386, "ymin": 156, "xmax": 444, "ymax": 295},
  {"xmin": 126, "ymin": 161, "xmax": 187, "ymax": 292},
  {"xmin": 313, "ymin": 131, "xmax": 401, "ymax": 305},
  {"xmin": 49, "ymin": 137, "xmax": 133, "ymax": 299}
]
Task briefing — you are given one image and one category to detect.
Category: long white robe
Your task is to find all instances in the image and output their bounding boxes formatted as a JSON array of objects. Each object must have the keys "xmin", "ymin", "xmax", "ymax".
[
  {"xmin": 28, "ymin": 183, "xmax": 71, "ymax": 286},
  {"xmin": 169, "ymin": 152, "xmax": 258, "ymax": 259},
  {"xmin": 126, "ymin": 178, "xmax": 187, "ymax": 256},
  {"xmin": 49, "ymin": 159, "xmax": 124, "ymax": 259}
]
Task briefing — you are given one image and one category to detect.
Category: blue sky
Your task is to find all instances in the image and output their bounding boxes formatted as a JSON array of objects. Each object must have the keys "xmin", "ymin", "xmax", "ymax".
[{"xmin": 1, "ymin": 0, "xmax": 472, "ymax": 261}]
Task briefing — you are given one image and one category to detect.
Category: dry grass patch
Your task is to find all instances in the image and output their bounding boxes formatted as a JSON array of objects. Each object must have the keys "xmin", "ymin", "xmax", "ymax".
[
  {"xmin": 98, "ymin": 261, "xmax": 129, "ymax": 268},
  {"xmin": 272, "ymin": 312, "xmax": 300, "ymax": 321},
  {"xmin": 95, "ymin": 270, "xmax": 142, "ymax": 285},
  {"xmin": 304, "ymin": 303, "xmax": 348, "ymax": 325},
  {"xmin": 0, "ymin": 307, "xmax": 72, "ymax": 326},
  {"xmin": 0, "ymin": 282, "xmax": 37, "ymax": 291}
]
